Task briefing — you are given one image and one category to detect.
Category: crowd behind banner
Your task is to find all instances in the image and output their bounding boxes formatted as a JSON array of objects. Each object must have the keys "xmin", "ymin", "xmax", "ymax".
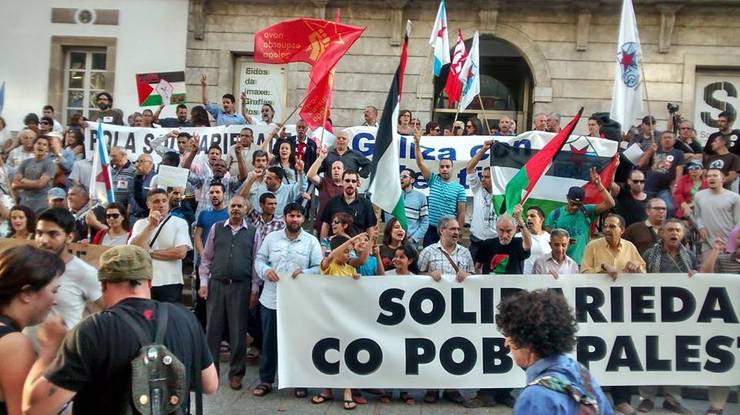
[{"xmin": 0, "ymin": 90, "xmax": 738, "ymax": 415}]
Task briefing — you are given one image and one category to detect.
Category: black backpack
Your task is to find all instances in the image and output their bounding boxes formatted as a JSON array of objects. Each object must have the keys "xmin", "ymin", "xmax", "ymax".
[{"xmin": 114, "ymin": 304, "xmax": 201, "ymax": 415}]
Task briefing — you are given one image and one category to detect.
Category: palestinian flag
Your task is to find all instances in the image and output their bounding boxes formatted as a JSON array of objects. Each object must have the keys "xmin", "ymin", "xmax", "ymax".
[
  {"xmin": 489, "ymin": 254, "xmax": 509, "ymax": 274},
  {"xmin": 492, "ymin": 128, "xmax": 619, "ymax": 217},
  {"xmin": 135, "ymin": 71, "xmax": 187, "ymax": 106},
  {"xmin": 369, "ymin": 21, "xmax": 411, "ymax": 229}
]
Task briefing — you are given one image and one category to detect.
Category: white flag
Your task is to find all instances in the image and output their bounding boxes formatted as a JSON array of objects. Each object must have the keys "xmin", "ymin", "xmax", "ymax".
[
  {"xmin": 609, "ymin": 0, "xmax": 644, "ymax": 132},
  {"xmin": 458, "ymin": 32, "xmax": 480, "ymax": 111},
  {"xmin": 428, "ymin": 0, "xmax": 450, "ymax": 77}
]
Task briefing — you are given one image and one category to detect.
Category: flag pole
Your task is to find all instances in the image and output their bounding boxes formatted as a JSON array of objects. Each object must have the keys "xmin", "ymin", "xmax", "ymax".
[
  {"xmin": 318, "ymin": 97, "xmax": 330, "ymax": 148},
  {"xmin": 640, "ymin": 59, "xmax": 651, "ymax": 122},
  {"xmin": 476, "ymin": 95, "xmax": 492, "ymax": 134}
]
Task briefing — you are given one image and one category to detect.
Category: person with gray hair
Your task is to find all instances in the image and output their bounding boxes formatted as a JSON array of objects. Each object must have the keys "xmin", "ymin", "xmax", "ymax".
[
  {"xmin": 108, "ymin": 146, "xmax": 136, "ymax": 207},
  {"xmin": 532, "ymin": 228, "xmax": 580, "ymax": 278},
  {"xmin": 532, "ymin": 113, "xmax": 548, "ymax": 131},
  {"xmin": 546, "ymin": 112, "xmax": 561, "ymax": 133}
]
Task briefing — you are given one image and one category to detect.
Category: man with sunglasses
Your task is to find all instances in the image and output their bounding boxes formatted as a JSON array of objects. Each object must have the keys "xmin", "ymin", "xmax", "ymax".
[
  {"xmin": 320, "ymin": 170, "xmax": 376, "ymax": 239},
  {"xmin": 611, "ymin": 169, "xmax": 649, "ymax": 226},
  {"xmin": 545, "ymin": 168, "xmax": 615, "ymax": 265}
]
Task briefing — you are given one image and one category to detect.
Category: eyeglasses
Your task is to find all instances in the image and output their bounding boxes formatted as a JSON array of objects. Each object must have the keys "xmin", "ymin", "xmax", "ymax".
[
  {"xmin": 400, "ymin": 175, "xmax": 411, "ymax": 179},
  {"xmin": 433, "ymin": 128, "xmax": 441, "ymax": 132},
  {"xmin": 106, "ymin": 213, "xmax": 121, "ymax": 219},
  {"xmin": 344, "ymin": 179, "xmax": 358, "ymax": 183}
]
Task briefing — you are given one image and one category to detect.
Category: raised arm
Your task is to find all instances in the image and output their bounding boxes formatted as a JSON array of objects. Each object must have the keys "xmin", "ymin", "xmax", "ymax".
[
  {"xmin": 200, "ymin": 74, "xmax": 208, "ymax": 105},
  {"xmin": 238, "ymin": 170, "xmax": 264, "ymax": 198},
  {"xmin": 466, "ymin": 140, "xmax": 493, "ymax": 174},
  {"xmin": 307, "ymin": 146, "xmax": 328, "ymax": 187},
  {"xmin": 180, "ymin": 134, "xmax": 200, "ymax": 170},
  {"xmin": 591, "ymin": 167, "xmax": 616, "ymax": 214},
  {"xmin": 412, "ymin": 127, "xmax": 431, "ymax": 179},
  {"xmin": 513, "ymin": 204, "xmax": 531, "ymax": 252},
  {"xmin": 152, "ymin": 104, "xmax": 165, "ymax": 123}
]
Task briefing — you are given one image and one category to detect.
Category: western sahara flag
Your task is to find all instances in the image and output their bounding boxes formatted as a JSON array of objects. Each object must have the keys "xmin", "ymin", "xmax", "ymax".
[
  {"xmin": 89, "ymin": 122, "xmax": 115, "ymax": 205},
  {"xmin": 369, "ymin": 21, "xmax": 411, "ymax": 229},
  {"xmin": 493, "ymin": 127, "xmax": 619, "ymax": 216}
]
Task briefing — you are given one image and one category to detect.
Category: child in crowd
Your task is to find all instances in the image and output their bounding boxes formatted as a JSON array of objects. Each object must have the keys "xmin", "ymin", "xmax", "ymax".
[
  {"xmin": 353, "ymin": 233, "xmax": 385, "ymax": 276},
  {"xmin": 385, "ymin": 243, "xmax": 419, "ymax": 276},
  {"xmin": 315, "ymin": 233, "xmax": 364, "ymax": 410}
]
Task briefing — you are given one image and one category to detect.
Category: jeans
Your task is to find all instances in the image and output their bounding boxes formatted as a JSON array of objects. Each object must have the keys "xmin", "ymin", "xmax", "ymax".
[
  {"xmin": 151, "ymin": 284, "xmax": 183, "ymax": 303},
  {"xmin": 259, "ymin": 305, "xmax": 278, "ymax": 384}
]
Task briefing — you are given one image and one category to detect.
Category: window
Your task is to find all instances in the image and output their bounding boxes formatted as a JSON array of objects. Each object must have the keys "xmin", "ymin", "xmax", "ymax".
[{"xmin": 63, "ymin": 49, "xmax": 108, "ymax": 123}]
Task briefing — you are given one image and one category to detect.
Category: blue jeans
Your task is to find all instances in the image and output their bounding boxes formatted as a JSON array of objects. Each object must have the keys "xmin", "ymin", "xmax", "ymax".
[{"xmin": 259, "ymin": 305, "xmax": 277, "ymax": 384}]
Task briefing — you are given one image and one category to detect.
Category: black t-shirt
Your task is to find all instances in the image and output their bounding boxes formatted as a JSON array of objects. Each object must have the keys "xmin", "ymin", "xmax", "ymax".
[
  {"xmin": 674, "ymin": 138, "xmax": 702, "ymax": 154},
  {"xmin": 614, "ymin": 185, "xmax": 648, "ymax": 226},
  {"xmin": 704, "ymin": 129, "xmax": 740, "ymax": 156},
  {"xmin": 704, "ymin": 152, "xmax": 740, "ymax": 177},
  {"xmin": 159, "ymin": 118, "xmax": 193, "ymax": 128},
  {"xmin": 45, "ymin": 298, "xmax": 212, "ymax": 414},
  {"xmin": 73, "ymin": 205, "xmax": 106, "ymax": 242},
  {"xmin": 645, "ymin": 148, "xmax": 684, "ymax": 192},
  {"xmin": 320, "ymin": 195, "xmax": 377, "ymax": 235},
  {"xmin": 475, "ymin": 237, "xmax": 530, "ymax": 274}
]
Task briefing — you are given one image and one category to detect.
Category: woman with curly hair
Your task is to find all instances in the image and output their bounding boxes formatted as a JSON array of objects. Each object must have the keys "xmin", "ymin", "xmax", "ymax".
[
  {"xmin": 496, "ymin": 290, "xmax": 611, "ymax": 415},
  {"xmin": 6, "ymin": 205, "xmax": 36, "ymax": 240}
]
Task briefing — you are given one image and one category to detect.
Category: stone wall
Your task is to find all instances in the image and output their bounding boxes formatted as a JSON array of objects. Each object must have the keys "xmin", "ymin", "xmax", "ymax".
[{"xmin": 186, "ymin": 0, "xmax": 740, "ymax": 131}]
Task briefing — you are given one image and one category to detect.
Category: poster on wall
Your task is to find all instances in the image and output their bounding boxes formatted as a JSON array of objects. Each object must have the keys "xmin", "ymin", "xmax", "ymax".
[
  {"xmin": 693, "ymin": 71, "xmax": 740, "ymax": 145},
  {"xmin": 238, "ymin": 60, "xmax": 286, "ymax": 122}
]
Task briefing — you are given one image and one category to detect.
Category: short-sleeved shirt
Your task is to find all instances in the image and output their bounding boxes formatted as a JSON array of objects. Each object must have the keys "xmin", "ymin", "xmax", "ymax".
[
  {"xmin": 195, "ymin": 208, "xmax": 228, "ymax": 246},
  {"xmin": 205, "ymin": 102, "xmax": 245, "ymax": 126},
  {"xmin": 320, "ymin": 195, "xmax": 377, "ymax": 235},
  {"xmin": 159, "ymin": 118, "xmax": 193, "ymax": 128},
  {"xmin": 45, "ymin": 298, "xmax": 212, "ymax": 414},
  {"xmin": 614, "ymin": 185, "xmax": 648, "ymax": 227},
  {"xmin": 129, "ymin": 215, "xmax": 193, "ymax": 287},
  {"xmin": 475, "ymin": 237, "xmax": 531, "ymax": 274},
  {"xmin": 418, "ymin": 242, "xmax": 474, "ymax": 275},
  {"xmin": 426, "ymin": 173, "xmax": 467, "ymax": 227},
  {"xmin": 704, "ymin": 129, "xmax": 740, "ymax": 156},
  {"xmin": 704, "ymin": 152, "xmax": 740, "ymax": 180},
  {"xmin": 17, "ymin": 156, "xmax": 56, "ymax": 213},
  {"xmin": 645, "ymin": 148, "xmax": 684, "ymax": 192},
  {"xmin": 96, "ymin": 108, "xmax": 124, "ymax": 125},
  {"xmin": 55, "ymin": 257, "xmax": 102, "ymax": 329},
  {"xmin": 544, "ymin": 205, "xmax": 597, "ymax": 265},
  {"xmin": 321, "ymin": 261, "xmax": 356, "ymax": 277}
]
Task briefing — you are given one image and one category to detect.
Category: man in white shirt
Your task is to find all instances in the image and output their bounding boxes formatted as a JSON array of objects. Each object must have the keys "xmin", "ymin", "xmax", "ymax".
[
  {"xmin": 521, "ymin": 206, "xmax": 551, "ymax": 274},
  {"xmin": 35, "ymin": 208, "xmax": 103, "ymax": 328},
  {"xmin": 465, "ymin": 140, "xmax": 497, "ymax": 260},
  {"xmin": 532, "ymin": 228, "xmax": 580, "ymax": 278},
  {"xmin": 129, "ymin": 188, "xmax": 192, "ymax": 302}
]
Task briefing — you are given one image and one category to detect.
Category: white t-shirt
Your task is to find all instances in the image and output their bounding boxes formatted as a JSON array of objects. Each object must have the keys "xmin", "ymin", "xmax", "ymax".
[
  {"xmin": 520, "ymin": 231, "xmax": 551, "ymax": 274},
  {"xmin": 466, "ymin": 172, "xmax": 498, "ymax": 240},
  {"xmin": 129, "ymin": 215, "xmax": 192, "ymax": 287},
  {"xmin": 55, "ymin": 256, "xmax": 101, "ymax": 329}
]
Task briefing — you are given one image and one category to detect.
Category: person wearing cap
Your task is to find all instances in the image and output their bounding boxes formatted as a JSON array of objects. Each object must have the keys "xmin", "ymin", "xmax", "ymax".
[
  {"xmin": 198, "ymin": 196, "xmax": 260, "ymax": 391},
  {"xmin": 47, "ymin": 187, "xmax": 66, "ymax": 209},
  {"xmin": 673, "ymin": 159, "xmax": 707, "ymax": 219},
  {"xmin": 253, "ymin": 202, "xmax": 322, "ymax": 398},
  {"xmin": 544, "ymin": 167, "xmax": 615, "ymax": 265},
  {"xmin": 629, "ymin": 115, "xmax": 661, "ymax": 153},
  {"xmin": 24, "ymin": 245, "xmax": 219, "ymax": 414}
]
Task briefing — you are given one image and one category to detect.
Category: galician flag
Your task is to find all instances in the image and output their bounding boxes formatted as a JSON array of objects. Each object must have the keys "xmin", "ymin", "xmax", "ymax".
[
  {"xmin": 444, "ymin": 29, "xmax": 467, "ymax": 108},
  {"xmin": 89, "ymin": 122, "xmax": 115, "ymax": 205},
  {"xmin": 500, "ymin": 108, "xmax": 584, "ymax": 214},
  {"xmin": 428, "ymin": 0, "xmax": 450, "ymax": 77},
  {"xmin": 369, "ymin": 21, "xmax": 411, "ymax": 230},
  {"xmin": 458, "ymin": 31, "xmax": 480, "ymax": 111},
  {"xmin": 609, "ymin": 0, "xmax": 644, "ymax": 131}
]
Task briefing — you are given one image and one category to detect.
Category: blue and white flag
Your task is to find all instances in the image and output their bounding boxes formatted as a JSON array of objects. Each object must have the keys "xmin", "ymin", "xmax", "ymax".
[
  {"xmin": 609, "ymin": 0, "xmax": 644, "ymax": 132},
  {"xmin": 428, "ymin": 0, "xmax": 450, "ymax": 77},
  {"xmin": 458, "ymin": 31, "xmax": 480, "ymax": 111}
]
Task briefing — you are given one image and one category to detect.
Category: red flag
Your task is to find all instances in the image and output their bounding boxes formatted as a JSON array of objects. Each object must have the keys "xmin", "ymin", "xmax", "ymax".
[
  {"xmin": 300, "ymin": 70, "xmax": 335, "ymax": 130},
  {"xmin": 444, "ymin": 29, "xmax": 467, "ymax": 108},
  {"xmin": 583, "ymin": 155, "xmax": 619, "ymax": 205},
  {"xmin": 254, "ymin": 18, "xmax": 364, "ymax": 79}
]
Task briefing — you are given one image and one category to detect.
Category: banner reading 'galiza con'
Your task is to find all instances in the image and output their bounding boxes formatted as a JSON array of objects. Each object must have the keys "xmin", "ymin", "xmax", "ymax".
[{"xmin": 277, "ymin": 273, "xmax": 739, "ymax": 389}]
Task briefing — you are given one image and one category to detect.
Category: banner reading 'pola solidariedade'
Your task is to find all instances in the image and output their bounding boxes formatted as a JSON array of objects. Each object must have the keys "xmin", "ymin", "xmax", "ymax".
[{"xmin": 276, "ymin": 273, "xmax": 739, "ymax": 389}]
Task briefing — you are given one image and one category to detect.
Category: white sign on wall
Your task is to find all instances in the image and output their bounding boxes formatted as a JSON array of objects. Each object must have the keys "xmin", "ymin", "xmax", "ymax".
[
  {"xmin": 693, "ymin": 71, "xmax": 740, "ymax": 144},
  {"xmin": 238, "ymin": 60, "xmax": 286, "ymax": 122}
]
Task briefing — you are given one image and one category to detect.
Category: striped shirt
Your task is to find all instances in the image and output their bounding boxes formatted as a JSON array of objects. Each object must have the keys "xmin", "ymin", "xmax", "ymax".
[
  {"xmin": 402, "ymin": 188, "xmax": 429, "ymax": 243},
  {"xmin": 426, "ymin": 173, "xmax": 467, "ymax": 226}
]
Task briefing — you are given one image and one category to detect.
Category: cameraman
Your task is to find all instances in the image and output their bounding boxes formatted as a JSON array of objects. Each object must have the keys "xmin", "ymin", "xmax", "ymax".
[{"xmin": 666, "ymin": 104, "xmax": 703, "ymax": 161}]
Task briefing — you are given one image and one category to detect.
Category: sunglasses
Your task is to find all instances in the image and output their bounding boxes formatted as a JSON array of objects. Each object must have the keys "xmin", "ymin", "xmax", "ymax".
[
  {"xmin": 344, "ymin": 179, "xmax": 358, "ymax": 183},
  {"xmin": 106, "ymin": 213, "xmax": 121, "ymax": 219},
  {"xmin": 631, "ymin": 179, "xmax": 645, "ymax": 183}
]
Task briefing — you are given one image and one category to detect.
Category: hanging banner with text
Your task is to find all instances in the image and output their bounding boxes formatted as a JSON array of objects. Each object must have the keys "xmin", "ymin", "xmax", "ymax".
[
  {"xmin": 237, "ymin": 60, "xmax": 287, "ymax": 121},
  {"xmin": 276, "ymin": 273, "xmax": 739, "ymax": 389}
]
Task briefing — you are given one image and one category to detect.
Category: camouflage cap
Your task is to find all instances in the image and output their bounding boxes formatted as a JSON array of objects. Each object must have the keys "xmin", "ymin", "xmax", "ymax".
[{"xmin": 98, "ymin": 245, "xmax": 153, "ymax": 282}]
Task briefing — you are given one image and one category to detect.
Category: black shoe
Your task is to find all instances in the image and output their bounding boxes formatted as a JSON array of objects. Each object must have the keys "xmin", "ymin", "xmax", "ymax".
[{"xmin": 494, "ymin": 392, "xmax": 516, "ymax": 408}]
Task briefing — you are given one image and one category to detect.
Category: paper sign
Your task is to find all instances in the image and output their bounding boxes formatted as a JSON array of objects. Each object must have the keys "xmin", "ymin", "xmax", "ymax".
[
  {"xmin": 622, "ymin": 143, "xmax": 644, "ymax": 166},
  {"xmin": 156, "ymin": 165, "xmax": 190, "ymax": 189},
  {"xmin": 156, "ymin": 79, "xmax": 174, "ymax": 104}
]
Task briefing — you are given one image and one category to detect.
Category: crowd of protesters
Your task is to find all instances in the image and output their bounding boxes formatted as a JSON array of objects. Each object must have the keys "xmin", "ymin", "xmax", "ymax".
[{"xmin": 0, "ymin": 85, "xmax": 737, "ymax": 415}]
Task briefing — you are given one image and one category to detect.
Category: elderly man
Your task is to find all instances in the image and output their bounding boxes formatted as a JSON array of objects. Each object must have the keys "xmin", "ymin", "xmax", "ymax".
[
  {"xmin": 128, "ymin": 153, "xmax": 156, "ymax": 224},
  {"xmin": 622, "ymin": 198, "xmax": 666, "ymax": 254},
  {"xmin": 198, "ymin": 195, "xmax": 260, "ymax": 391},
  {"xmin": 473, "ymin": 209, "xmax": 531, "ymax": 276},
  {"xmin": 546, "ymin": 112, "xmax": 561, "ymax": 133},
  {"xmin": 414, "ymin": 129, "xmax": 467, "ymax": 247},
  {"xmin": 637, "ymin": 219, "xmax": 695, "ymax": 414},
  {"xmin": 67, "ymin": 185, "xmax": 106, "ymax": 241},
  {"xmin": 417, "ymin": 215, "xmax": 472, "ymax": 405},
  {"xmin": 532, "ymin": 228, "xmax": 580, "ymax": 278},
  {"xmin": 363, "ymin": 105, "xmax": 379, "ymax": 127},
  {"xmin": 6, "ymin": 128, "xmax": 35, "ymax": 174},
  {"xmin": 320, "ymin": 131, "xmax": 371, "ymax": 178},
  {"xmin": 581, "ymin": 213, "xmax": 645, "ymax": 414},
  {"xmin": 254, "ymin": 203, "xmax": 322, "ymax": 398},
  {"xmin": 275, "ymin": 119, "xmax": 317, "ymax": 174},
  {"xmin": 497, "ymin": 290, "xmax": 612, "ymax": 415},
  {"xmin": 109, "ymin": 146, "xmax": 136, "ymax": 207},
  {"xmin": 532, "ymin": 113, "xmax": 548, "ymax": 131}
]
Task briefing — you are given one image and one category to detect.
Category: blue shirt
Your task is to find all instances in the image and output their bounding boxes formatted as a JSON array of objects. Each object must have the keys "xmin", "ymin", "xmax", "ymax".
[
  {"xmin": 205, "ymin": 102, "xmax": 245, "ymax": 126},
  {"xmin": 402, "ymin": 188, "xmax": 428, "ymax": 244},
  {"xmin": 195, "ymin": 208, "xmax": 229, "ymax": 245},
  {"xmin": 514, "ymin": 354, "xmax": 613, "ymax": 415}
]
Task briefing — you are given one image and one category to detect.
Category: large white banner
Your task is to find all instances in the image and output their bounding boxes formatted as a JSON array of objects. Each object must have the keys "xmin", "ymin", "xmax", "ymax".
[{"xmin": 277, "ymin": 273, "xmax": 740, "ymax": 388}]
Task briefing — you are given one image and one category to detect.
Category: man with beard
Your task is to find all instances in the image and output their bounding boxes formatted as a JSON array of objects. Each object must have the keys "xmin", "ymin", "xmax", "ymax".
[
  {"xmin": 413, "ymin": 129, "xmax": 466, "ymax": 247},
  {"xmin": 201, "ymin": 74, "xmax": 245, "ymax": 126},
  {"xmin": 154, "ymin": 103, "xmax": 192, "ymax": 128},
  {"xmin": 498, "ymin": 116, "xmax": 516, "ymax": 136},
  {"xmin": 399, "ymin": 168, "xmax": 428, "ymax": 247},
  {"xmin": 93, "ymin": 92, "xmax": 124, "ymax": 125},
  {"xmin": 623, "ymin": 198, "xmax": 666, "ymax": 254},
  {"xmin": 319, "ymin": 170, "xmax": 376, "ymax": 238},
  {"xmin": 253, "ymin": 203, "xmax": 322, "ymax": 398},
  {"xmin": 703, "ymin": 110, "xmax": 740, "ymax": 157},
  {"xmin": 12, "ymin": 135, "xmax": 55, "ymax": 213},
  {"xmin": 638, "ymin": 219, "xmax": 695, "ymax": 415},
  {"xmin": 241, "ymin": 164, "xmax": 305, "ymax": 218},
  {"xmin": 308, "ymin": 146, "xmax": 345, "ymax": 235},
  {"xmin": 129, "ymin": 189, "xmax": 193, "ymax": 303},
  {"xmin": 466, "ymin": 141, "xmax": 497, "ymax": 259},
  {"xmin": 198, "ymin": 195, "xmax": 260, "ymax": 391},
  {"xmin": 225, "ymin": 127, "xmax": 258, "ymax": 178},
  {"xmin": 462, "ymin": 209, "xmax": 530, "ymax": 408},
  {"xmin": 192, "ymin": 182, "xmax": 230, "ymax": 327},
  {"xmin": 35, "ymin": 208, "xmax": 104, "ymax": 329}
]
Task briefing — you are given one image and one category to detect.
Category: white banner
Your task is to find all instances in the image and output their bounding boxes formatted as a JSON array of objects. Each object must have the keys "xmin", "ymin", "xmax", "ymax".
[
  {"xmin": 238, "ymin": 61, "xmax": 287, "ymax": 122},
  {"xmin": 277, "ymin": 273, "xmax": 740, "ymax": 388}
]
